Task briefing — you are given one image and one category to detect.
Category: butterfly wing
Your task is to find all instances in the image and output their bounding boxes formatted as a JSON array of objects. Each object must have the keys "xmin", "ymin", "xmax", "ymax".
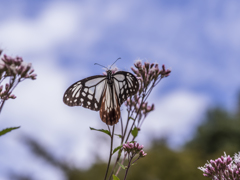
[
  {"xmin": 100, "ymin": 83, "xmax": 120, "ymax": 125},
  {"xmin": 113, "ymin": 71, "xmax": 139, "ymax": 105},
  {"xmin": 63, "ymin": 75, "xmax": 107, "ymax": 111}
]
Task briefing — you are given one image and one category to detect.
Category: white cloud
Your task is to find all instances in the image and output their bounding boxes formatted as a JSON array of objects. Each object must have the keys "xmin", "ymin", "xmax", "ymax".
[{"xmin": 0, "ymin": 2, "xmax": 81, "ymax": 56}]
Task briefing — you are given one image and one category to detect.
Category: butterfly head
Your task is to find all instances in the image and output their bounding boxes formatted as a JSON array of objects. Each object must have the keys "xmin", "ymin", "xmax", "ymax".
[
  {"xmin": 102, "ymin": 66, "xmax": 118, "ymax": 76},
  {"xmin": 108, "ymin": 66, "xmax": 118, "ymax": 74},
  {"xmin": 106, "ymin": 69, "xmax": 112, "ymax": 75}
]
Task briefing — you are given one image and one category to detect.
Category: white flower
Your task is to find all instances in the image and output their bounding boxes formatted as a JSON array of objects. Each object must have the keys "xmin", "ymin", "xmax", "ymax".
[{"xmin": 234, "ymin": 152, "xmax": 240, "ymax": 165}]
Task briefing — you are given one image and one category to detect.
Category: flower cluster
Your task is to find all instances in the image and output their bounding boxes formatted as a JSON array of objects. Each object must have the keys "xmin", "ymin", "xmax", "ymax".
[
  {"xmin": 125, "ymin": 94, "xmax": 154, "ymax": 119},
  {"xmin": 124, "ymin": 60, "xmax": 170, "ymax": 128},
  {"xmin": 0, "ymin": 54, "xmax": 37, "ymax": 80},
  {"xmin": 0, "ymin": 51, "xmax": 37, "ymax": 112},
  {"xmin": 234, "ymin": 152, "xmax": 240, "ymax": 167},
  {"xmin": 123, "ymin": 142, "xmax": 147, "ymax": 158},
  {"xmin": 131, "ymin": 60, "xmax": 171, "ymax": 93},
  {"xmin": 199, "ymin": 152, "xmax": 240, "ymax": 180}
]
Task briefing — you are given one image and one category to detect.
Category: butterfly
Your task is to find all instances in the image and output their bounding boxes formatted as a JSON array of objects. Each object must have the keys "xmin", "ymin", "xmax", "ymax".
[{"xmin": 63, "ymin": 60, "xmax": 139, "ymax": 125}]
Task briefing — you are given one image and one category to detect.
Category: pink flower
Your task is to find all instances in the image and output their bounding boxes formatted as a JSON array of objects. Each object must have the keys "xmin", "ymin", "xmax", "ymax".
[
  {"xmin": 139, "ymin": 150, "xmax": 147, "ymax": 157},
  {"xmin": 134, "ymin": 59, "xmax": 142, "ymax": 68}
]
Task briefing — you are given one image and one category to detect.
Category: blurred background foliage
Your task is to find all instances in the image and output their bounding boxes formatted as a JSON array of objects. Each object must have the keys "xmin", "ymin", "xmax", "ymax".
[{"xmin": 9, "ymin": 93, "xmax": 240, "ymax": 180}]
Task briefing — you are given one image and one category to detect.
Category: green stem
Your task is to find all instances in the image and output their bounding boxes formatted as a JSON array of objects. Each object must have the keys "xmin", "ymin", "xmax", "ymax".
[
  {"xmin": 123, "ymin": 155, "xmax": 132, "ymax": 180},
  {"xmin": 104, "ymin": 125, "xmax": 115, "ymax": 180},
  {"xmin": 115, "ymin": 153, "xmax": 127, "ymax": 176}
]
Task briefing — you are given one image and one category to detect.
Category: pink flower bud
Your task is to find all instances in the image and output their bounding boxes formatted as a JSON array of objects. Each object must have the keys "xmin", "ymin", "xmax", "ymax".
[
  {"xmin": 134, "ymin": 59, "xmax": 142, "ymax": 69},
  {"xmin": 5, "ymin": 83, "xmax": 9, "ymax": 90},
  {"xmin": 17, "ymin": 65, "xmax": 24, "ymax": 74},
  {"xmin": 147, "ymin": 105, "xmax": 151, "ymax": 111},
  {"xmin": 144, "ymin": 62, "xmax": 149, "ymax": 69},
  {"xmin": 149, "ymin": 68, "xmax": 155, "ymax": 75},
  {"xmin": 164, "ymin": 69, "xmax": 171, "ymax": 77},
  {"xmin": 138, "ymin": 145, "xmax": 144, "ymax": 150},
  {"xmin": 9, "ymin": 94, "xmax": 16, "ymax": 99},
  {"xmin": 14, "ymin": 56, "xmax": 23, "ymax": 65},
  {"xmin": 139, "ymin": 150, "xmax": 147, "ymax": 157},
  {"xmin": 30, "ymin": 74, "xmax": 37, "ymax": 80},
  {"xmin": 126, "ymin": 144, "xmax": 131, "ymax": 149},
  {"xmin": 162, "ymin": 64, "xmax": 165, "ymax": 72},
  {"xmin": 131, "ymin": 67, "xmax": 139, "ymax": 75}
]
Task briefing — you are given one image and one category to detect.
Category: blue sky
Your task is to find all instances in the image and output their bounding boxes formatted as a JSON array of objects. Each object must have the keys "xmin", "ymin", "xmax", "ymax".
[{"xmin": 0, "ymin": 0, "xmax": 240, "ymax": 179}]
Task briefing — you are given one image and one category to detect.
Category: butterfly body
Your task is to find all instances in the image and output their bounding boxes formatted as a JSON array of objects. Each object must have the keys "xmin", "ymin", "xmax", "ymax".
[
  {"xmin": 63, "ymin": 69, "xmax": 139, "ymax": 125},
  {"xmin": 106, "ymin": 70, "xmax": 113, "ymax": 84}
]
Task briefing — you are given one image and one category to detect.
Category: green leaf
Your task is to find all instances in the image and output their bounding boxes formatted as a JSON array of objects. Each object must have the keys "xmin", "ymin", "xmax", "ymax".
[
  {"xmin": 89, "ymin": 127, "xmax": 111, "ymax": 137},
  {"xmin": 118, "ymin": 148, "xmax": 122, "ymax": 156},
  {"xmin": 129, "ymin": 117, "xmax": 135, "ymax": 121},
  {"xmin": 131, "ymin": 127, "xmax": 139, "ymax": 138},
  {"xmin": 112, "ymin": 145, "xmax": 122, "ymax": 155},
  {"xmin": 0, "ymin": 126, "xmax": 20, "ymax": 136},
  {"xmin": 118, "ymin": 162, "xmax": 126, "ymax": 170},
  {"xmin": 113, "ymin": 174, "xmax": 120, "ymax": 180},
  {"xmin": 114, "ymin": 134, "xmax": 122, "ymax": 138}
]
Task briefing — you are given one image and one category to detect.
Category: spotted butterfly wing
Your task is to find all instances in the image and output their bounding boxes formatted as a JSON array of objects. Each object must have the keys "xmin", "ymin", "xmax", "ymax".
[
  {"xmin": 112, "ymin": 71, "xmax": 139, "ymax": 104},
  {"xmin": 63, "ymin": 75, "xmax": 107, "ymax": 110},
  {"xmin": 63, "ymin": 70, "xmax": 139, "ymax": 125}
]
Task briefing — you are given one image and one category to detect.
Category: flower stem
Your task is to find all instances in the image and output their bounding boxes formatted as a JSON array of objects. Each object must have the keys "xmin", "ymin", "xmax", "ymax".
[
  {"xmin": 104, "ymin": 125, "xmax": 115, "ymax": 180},
  {"xmin": 123, "ymin": 155, "xmax": 132, "ymax": 180},
  {"xmin": 0, "ymin": 76, "xmax": 18, "ymax": 114},
  {"xmin": 115, "ymin": 153, "xmax": 127, "ymax": 176}
]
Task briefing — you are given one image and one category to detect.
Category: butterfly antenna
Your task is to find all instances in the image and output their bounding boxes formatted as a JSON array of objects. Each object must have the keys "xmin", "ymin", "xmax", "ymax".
[
  {"xmin": 110, "ymin": 57, "xmax": 121, "ymax": 69},
  {"xmin": 94, "ymin": 63, "xmax": 107, "ymax": 69}
]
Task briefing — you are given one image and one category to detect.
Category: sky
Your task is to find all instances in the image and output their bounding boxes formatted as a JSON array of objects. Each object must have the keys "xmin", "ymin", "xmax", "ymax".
[{"xmin": 0, "ymin": 0, "xmax": 240, "ymax": 179}]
